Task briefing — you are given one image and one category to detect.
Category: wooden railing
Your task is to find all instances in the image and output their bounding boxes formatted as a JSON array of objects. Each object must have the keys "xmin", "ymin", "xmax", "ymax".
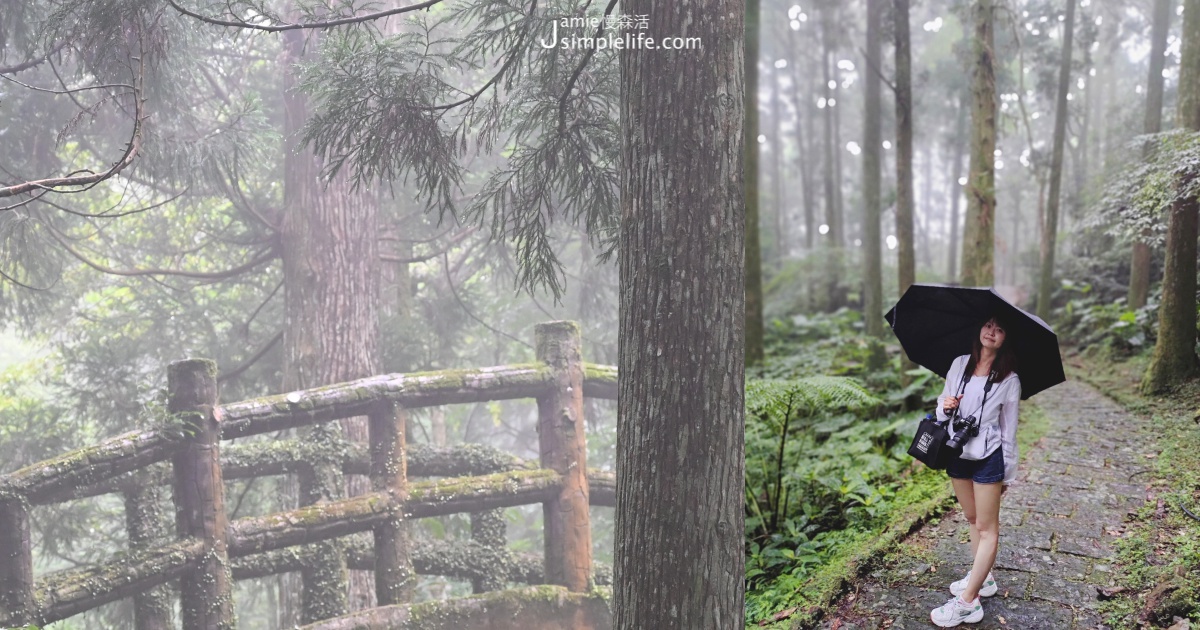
[{"xmin": 0, "ymin": 321, "xmax": 615, "ymax": 629}]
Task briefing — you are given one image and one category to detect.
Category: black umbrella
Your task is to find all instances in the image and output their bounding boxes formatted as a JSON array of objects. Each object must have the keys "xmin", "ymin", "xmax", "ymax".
[{"xmin": 884, "ymin": 283, "xmax": 1065, "ymax": 400}]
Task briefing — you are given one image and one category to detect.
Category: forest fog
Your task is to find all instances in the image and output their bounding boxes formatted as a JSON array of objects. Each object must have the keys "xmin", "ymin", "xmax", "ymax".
[{"xmin": 1, "ymin": 0, "xmax": 1198, "ymax": 628}]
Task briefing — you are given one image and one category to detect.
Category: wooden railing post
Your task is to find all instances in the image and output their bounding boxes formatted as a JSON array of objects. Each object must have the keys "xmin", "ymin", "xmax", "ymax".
[
  {"xmin": 469, "ymin": 509, "xmax": 507, "ymax": 593},
  {"xmin": 168, "ymin": 359, "xmax": 234, "ymax": 629},
  {"xmin": 368, "ymin": 402, "xmax": 414, "ymax": 605},
  {"xmin": 535, "ymin": 321, "xmax": 592, "ymax": 592},
  {"xmin": 0, "ymin": 495, "xmax": 34, "ymax": 625},
  {"xmin": 297, "ymin": 424, "xmax": 349, "ymax": 623},
  {"xmin": 124, "ymin": 471, "xmax": 171, "ymax": 630}
]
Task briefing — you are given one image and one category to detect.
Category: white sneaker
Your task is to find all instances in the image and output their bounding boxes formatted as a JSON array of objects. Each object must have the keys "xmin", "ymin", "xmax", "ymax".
[
  {"xmin": 950, "ymin": 570, "xmax": 997, "ymax": 598},
  {"xmin": 930, "ymin": 595, "xmax": 984, "ymax": 627}
]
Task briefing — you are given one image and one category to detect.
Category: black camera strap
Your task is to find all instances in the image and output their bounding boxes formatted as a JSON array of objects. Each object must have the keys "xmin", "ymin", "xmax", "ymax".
[{"xmin": 950, "ymin": 360, "xmax": 997, "ymax": 434}]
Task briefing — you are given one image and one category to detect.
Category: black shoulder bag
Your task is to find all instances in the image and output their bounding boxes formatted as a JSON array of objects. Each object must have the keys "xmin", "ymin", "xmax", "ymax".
[{"xmin": 907, "ymin": 360, "xmax": 974, "ymax": 468}]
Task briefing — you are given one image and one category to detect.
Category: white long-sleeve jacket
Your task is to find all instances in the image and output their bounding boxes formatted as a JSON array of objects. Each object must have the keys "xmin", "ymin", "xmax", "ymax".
[{"xmin": 935, "ymin": 354, "xmax": 1022, "ymax": 484}]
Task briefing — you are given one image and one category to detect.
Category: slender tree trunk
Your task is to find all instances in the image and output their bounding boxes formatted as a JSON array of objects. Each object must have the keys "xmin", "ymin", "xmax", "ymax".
[
  {"xmin": 1011, "ymin": 186, "xmax": 1021, "ymax": 286},
  {"xmin": 894, "ymin": 0, "xmax": 915, "ymax": 300},
  {"xmin": 920, "ymin": 134, "xmax": 934, "ymax": 270},
  {"xmin": 772, "ymin": 75, "xmax": 787, "ymax": 260},
  {"xmin": 821, "ymin": 0, "xmax": 840, "ymax": 246},
  {"xmin": 1035, "ymin": 0, "xmax": 1076, "ymax": 319},
  {"xmin": 947, "ymin": 102, "xmax": 966, "ymax": 282},
  {"xmin": 863, "ymin": 0, "xmax": 884, "ymax": 338},
  {"xmin": 1142, "ymin": 0, "xmax": 1200, "ymax": 394},
  {"xmin": 791, "ymin": 63, "xmax": 817, "ymax": 251},
  {"xmin": 894, "ymin": 0, "xmax": 916, "ymax": 385},
  {"xmin": 616, "ymin": 0, "xmax": 745, "ymax": 625},
  {"xmin": 744, "ymin": 0, "xmax": 764, "ymax": 365},
  {"xmin": 281, "ymin": 21, "xmax": 382, "ymax": 623},
  {"xmin": 1129, "ymin": 0, "xmax": 1172, "ymax": 310},
  {"xmin": 961, "ymin": 0, "xmax": 997, "ymax": 288}
]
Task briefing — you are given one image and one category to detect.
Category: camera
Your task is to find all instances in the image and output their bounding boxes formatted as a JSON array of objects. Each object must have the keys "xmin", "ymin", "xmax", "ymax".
[{"xmin": 945, "ymin": 414, "xmax": 980, "ymax": 449}]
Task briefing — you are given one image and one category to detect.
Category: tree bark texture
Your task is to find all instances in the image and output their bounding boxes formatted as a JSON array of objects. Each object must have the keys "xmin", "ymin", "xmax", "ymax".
[
  {"xmin": 1129, "ymin": 0, "xmax": 1173, "ymax": 310},
  {"xmin": 961, "ymin": 0, "xmax": 996, "ymax": 288},
  {"xmin": 863, "ymin": 0, "xmax": 884, "ymax": 338},
  {"xmin": 617, "ymin": 1, "xmax": 746, "ymax": 627},
  {"xmin": 281, "ymin": 2, "xmax": 382, "ymax": 614},
  {"xmin": 1036, "ymin": 0, "xmax": 1076, "ymax": 319},
  {"xmin": 744, "ymin": 0, "xmax": 764, "ymax": 365},
  {"xmin": 535, "ymin": 322, "xmax": 591, "ymax": 592},
  {"xmin": 168, "ymin": 359, "xmax": 234, "ymax": 630},
  {"xmin": 1143, "ymin": 0, "xmax": 1200, "ymax": 394}
]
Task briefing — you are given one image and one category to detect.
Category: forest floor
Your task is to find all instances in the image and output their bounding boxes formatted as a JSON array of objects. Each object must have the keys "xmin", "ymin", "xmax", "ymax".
[{"xmin": 811, "ymin": 377, "xmax": 1152, "ymax": 630}]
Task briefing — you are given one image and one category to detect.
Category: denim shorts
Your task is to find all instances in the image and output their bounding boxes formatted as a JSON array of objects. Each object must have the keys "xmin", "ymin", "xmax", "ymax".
[{"xmin": 946, "ymin": 444, "xmax": 1005, "ymax": 484}]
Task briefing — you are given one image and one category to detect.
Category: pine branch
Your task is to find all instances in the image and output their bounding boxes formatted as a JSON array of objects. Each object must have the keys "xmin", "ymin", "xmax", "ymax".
[{"xmin": 165, "ymin": 0, "xmax": 443, "ymax": 32}]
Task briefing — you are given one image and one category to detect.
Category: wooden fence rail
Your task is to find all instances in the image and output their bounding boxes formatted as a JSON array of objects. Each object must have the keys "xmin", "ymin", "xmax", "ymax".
[{"xmin": 0, "ymin": 320, "xmax": 613, "ymax": 629}]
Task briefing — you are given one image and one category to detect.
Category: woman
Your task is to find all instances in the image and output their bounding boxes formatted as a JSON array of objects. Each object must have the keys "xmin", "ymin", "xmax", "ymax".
[{"xmin": 929, "ymin": 316, "xmax": 1021, "ymax": 628}]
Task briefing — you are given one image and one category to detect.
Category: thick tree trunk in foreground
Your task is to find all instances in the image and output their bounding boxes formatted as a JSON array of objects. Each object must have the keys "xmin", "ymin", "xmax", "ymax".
[
  {"xmin": 862, "ymin": 0, "xmax": 884, "ymax": 338},
  {"xmin": 1143, "ymin": 0, "xmax": 1200, "ymax": 394},
  {"xmin": 961, "ymin": 0, "xmax": 996, "ymax": 288},
  {"xmin": 1036, "ymin": 0, "xmax": 1076, "ymax": 319},
  {"xmin": 744, "ymin": 0, "xmax": 764, "ymax": 366},
  {"xmin": 1129, "ymin": 0, "xmax": 1173, "ymax": 310},
  {"xmin": 617, "ymin": 0, "xmax": 746, "ymax": 626},
  {"xmin": 281, "ymin": 17, "xmax": 382, "ymax": 621}
]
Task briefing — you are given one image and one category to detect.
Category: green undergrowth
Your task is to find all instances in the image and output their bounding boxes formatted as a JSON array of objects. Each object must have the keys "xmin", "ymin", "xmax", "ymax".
[{"xmin": 1070, "ymin": 346, "xmax": 1200, "ymax": 628}]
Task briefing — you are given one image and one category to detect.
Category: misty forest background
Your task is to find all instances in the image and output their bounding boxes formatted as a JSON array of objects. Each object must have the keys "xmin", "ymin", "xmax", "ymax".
[{"xmin": 2, "ymin": 0, "xmax": 1200, "ymax": 627}]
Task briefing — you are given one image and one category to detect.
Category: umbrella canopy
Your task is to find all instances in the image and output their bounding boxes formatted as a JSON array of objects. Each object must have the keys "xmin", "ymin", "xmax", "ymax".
[{"xmin": 884, "ymin": 283, "xmax": 1065, "ymax": 400}]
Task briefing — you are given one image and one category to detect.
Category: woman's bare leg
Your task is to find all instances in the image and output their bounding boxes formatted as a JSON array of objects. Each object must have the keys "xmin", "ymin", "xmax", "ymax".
[
  {"xmin": 950, "ymin": 478, "xmax": 979, "ymax": 558},
  {"xmin": 959, "ymin": 481, "xmax": 1003, "ymax": 601}
]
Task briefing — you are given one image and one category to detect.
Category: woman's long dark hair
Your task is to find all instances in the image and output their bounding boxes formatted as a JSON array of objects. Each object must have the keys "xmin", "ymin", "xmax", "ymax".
[{"xmin": 964, "ymin": 314, "xmax": 1018, "ymax": 382}]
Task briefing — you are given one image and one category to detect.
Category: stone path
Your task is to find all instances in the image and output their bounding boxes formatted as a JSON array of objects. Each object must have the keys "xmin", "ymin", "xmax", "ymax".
[{"xmin": 816, "ymin": 379, "xmax": 1149, "ymax": 630}]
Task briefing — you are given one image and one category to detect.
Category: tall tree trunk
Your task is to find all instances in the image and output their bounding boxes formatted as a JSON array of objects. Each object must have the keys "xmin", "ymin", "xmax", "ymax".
[
  {"xmin": 616, "ymin": 0, "xmax": 745, "ymax": 626},
  {"xmin": 961, "ymin": 0, "xmax": 996, "ymax": 288},
  {"xmin": 1129, "ymin": 0, "xmax": 1172, "ymax": 310},
  {"xmin": 947, "ymin": 102, "xmax": 966, "ymax": 282},
  {"xmin": 1035, "ymin": 0, "xmax": 1076, "ymax": 319},
  {"xmin": 744, "ymin": 0, "xmax": 764, "ymax": 365},
  {"xmin": 772, "ymin": 75, "xmax": 787, "ymax": 260},
  {"xmin": 862, "ymin": 0, "xmax": 884, "ymax": 338},
  {"xmin": 280, "ymin": 23, "xmax": 382, "ymax": 623},
  {"xmin": 791, "ymin": 60, "xmax": 817, "ymax": 251},
  {"xmin": 821, "ymin": 0, "xmax": 840, "ymax": 246},
  {"xmin": 1142, "ymin": 0, "xmax": 1200, "ymax": 394},
  {"xmin": 894, "ymin": 0, "xmax": 915, "ymax": 301},
  {"xmin": 1010, "ymin": 186, "xmax": 1021, "ymax": 286},
  {"xmin": 920, "ymin": 132, "xmax": 934, "ymax": 270},
  {"xmin": 893, "ymin": 0, "xmax": 916, "ymax": 384}
]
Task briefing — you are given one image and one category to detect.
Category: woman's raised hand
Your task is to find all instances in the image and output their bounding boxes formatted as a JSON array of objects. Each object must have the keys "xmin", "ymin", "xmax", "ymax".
[{"xmin": 943, "ymin": 394, "xmax": 964, "ymax": 413}]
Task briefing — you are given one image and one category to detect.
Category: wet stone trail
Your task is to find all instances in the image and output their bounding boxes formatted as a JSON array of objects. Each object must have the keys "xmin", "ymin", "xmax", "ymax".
[{"xmin": 817, "ymin": 379, "xmax": 1148, "ymax": 630}]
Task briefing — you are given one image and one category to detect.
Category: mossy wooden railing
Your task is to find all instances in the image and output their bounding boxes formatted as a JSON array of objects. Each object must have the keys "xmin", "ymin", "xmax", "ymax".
[{"xmin": 0, "ymin": 321, "xmax": 616, "ymax": 629}]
